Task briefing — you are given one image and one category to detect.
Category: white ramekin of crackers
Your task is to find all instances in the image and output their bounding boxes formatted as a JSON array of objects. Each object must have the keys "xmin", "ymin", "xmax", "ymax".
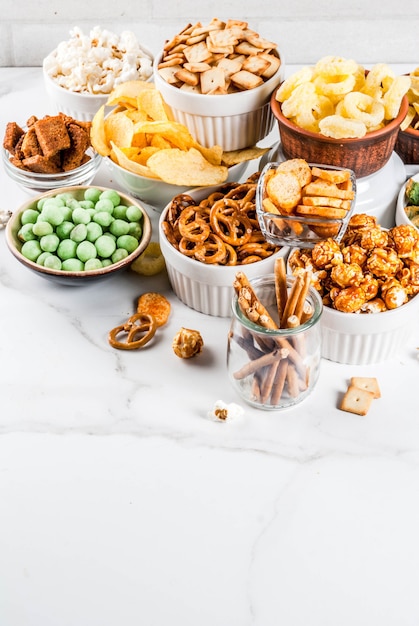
[
  {"xmin": 153, "ymin": 18, "xmax": 284, "ymax": 151},
  {"xmin": 159, "ymin": 175, "xmax": 288, "ymax": 317},
  {"xmin": 256, "ymin": 158, "xmax": 356, "ymax": 247},
  {"xmin": 288, "ymin": 213, "xmax": 419, "ymax": 364}
]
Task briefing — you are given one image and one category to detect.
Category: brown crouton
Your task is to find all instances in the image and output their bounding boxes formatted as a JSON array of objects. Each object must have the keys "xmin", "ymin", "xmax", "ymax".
[
  {"xmin": 34, "ymin": 116, "xmax": 71, "ymax": 157},
  {"xmin": 3, "ymin": 122, "xmax": 25, "ymax": 155}
]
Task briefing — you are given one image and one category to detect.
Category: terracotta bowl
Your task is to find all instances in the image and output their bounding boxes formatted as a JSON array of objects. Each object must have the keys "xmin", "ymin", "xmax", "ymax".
[
  {"xmin": 270, "ymin": 87, "xmax": 409, "ymax": 179},
  {"xmin": 394, "ymin": 125, "xmax": 419, "ymax": 164}
]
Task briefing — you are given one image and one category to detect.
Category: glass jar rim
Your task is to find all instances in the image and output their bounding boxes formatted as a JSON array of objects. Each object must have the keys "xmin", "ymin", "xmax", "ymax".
[{"xmin": 231, "ymin": 273, "xmax": 323, "ymax": 336}]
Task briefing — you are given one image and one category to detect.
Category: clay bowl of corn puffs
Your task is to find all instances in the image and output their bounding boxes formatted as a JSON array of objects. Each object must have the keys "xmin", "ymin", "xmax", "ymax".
[
  {"xmin": 394, "ymin": 67, "xmax": 419, "ymax": 164},
  {"xmin": 271, "ymin": 56, "xmax": 410, "ymax": 179}
]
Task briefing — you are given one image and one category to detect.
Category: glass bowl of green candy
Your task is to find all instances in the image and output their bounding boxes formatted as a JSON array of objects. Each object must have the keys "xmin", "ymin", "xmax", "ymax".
[{"xmin": 5, "ymin": 185, "xmax": 152, "ymax": 285}]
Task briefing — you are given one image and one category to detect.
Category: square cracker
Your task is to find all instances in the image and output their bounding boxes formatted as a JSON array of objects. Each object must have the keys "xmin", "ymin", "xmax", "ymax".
[
  {"xmin": 350, "ymin": 376, "xmax": 381, "ymax": 398},
  {"xmin": 340, "ymin": 385, "xmax": 375, "ymax": 416}
]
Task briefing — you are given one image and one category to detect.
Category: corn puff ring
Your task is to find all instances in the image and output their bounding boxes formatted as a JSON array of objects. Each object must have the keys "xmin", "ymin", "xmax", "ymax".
[
  {"xmin": 280, "ymin": 82, "xmax": 317, "ymax": 119},
  {"xmin": 313, "ymin": 55, "xmax": 359, "ymax": 78},
  {"xmin": 340, "ymin": 92, "xmax": 385, "ymax": 129},
  {"xmin": 382, "ymin": 75, "xmax": 411, "ymax": 120},
  {"xmin": 318, "ymin": 114, "xmax": 367, "ymax": 139},
  {"xmin": 362, "ymin": 63, "xmax": 395, "ymax": 100},
  {"xmin": 313, "ymin": 72, "xmax": 356, "ymax": 101},
  {"xmin": 275, "ymin": 66, "xmax": 314, "ymax": 102}
]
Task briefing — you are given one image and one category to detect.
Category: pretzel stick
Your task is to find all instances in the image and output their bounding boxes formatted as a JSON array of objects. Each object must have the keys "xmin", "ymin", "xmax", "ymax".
[
  {"xmin": 260, "ymin": 360, "xmax": 280, "ymax": 404},
  {"xmin": 280, "ymin": 273, "xmax": 304, "ymax": 327},
  {"xmin": 233, "ymin": 348, "xmax": 287, "ymax": 380},
  {"xmin": 270, "ymin": 359, "xmax": 288, "ymax": 405},
  {"xmin": 274, "ymin": 256, "xmax": 288, "ymax": 325},
  {"xmin": 294, "ymin": 269, "xmax": 313, "ymax": 322},
  {"xmin": 286, "ymin": 363, "xmax": 300, "ymax": 398},
  {"xmin": 300, "ymin": 302, "xmax": 314, "ymax": 324}
]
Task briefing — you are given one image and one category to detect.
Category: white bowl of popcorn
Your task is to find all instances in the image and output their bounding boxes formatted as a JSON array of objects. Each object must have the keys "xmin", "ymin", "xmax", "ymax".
[
  {"xmin": 153, "ymin": 19, "xmax": 284, "ymax": 151},
  {"xmin": 43, "ymin": 26, "xmax": 154, "ymax": 121}
]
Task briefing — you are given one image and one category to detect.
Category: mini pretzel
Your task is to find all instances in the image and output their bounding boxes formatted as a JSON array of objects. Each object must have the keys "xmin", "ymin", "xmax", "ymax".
[
  {"xmin": 209, "ymin": 200, "xmax": 253, "ymax": 246},
  {"xmin": 108, "ymin": 313, "xmax": 157, "ymax": 350},
  {"xmin": 178, "ymin": 207, "xmax": 210, "ymax": 242}
]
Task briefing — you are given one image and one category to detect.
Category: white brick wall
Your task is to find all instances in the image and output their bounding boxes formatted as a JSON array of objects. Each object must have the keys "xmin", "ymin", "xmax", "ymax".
[{"xmin": 1, "ymin": 0, "xmax": 419, "ymax": 67}]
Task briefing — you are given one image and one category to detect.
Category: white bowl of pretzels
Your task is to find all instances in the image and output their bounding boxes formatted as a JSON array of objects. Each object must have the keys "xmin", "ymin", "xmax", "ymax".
[
  {"xmin": 153, "ymin": 19, "xmax": 284, "ymax": 151},
  {"xmin": 159, "ymin": 175, "xmax": 289, "ymax": 317}
]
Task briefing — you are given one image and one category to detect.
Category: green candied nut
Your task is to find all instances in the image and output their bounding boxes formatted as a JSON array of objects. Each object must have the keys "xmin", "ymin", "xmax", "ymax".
[
  {"xmin": 18, "ymin": 223, "xmax": 36, "ymax": 242},
  {"xmin": 93, "ymin": 211, "xmax": 114, "ymax": 228},
  {"xmin": 43, "ymin": 255, "xmax": 62, "ymax": 271},
  {"xmin": 40, "ymin": 202, "xmax": 65, "ymax": 226},
  {"xmin": 40, "ymin": 233, "xmax": 60, "ymax": 253},
  {"xmin": 117, "ymin": 234, "xmax": 139, "ymax": 254},
  {"xmin": 84, "ymin": 187, "xmax": 102, "ymax": 203},
  {"xmin": 100, "ymin": 189, "xmax": 121, "ymax": 207},
  {"xmin": 57, "ymin": 238, "xmax": 78, "ymax": 261},
  {"xmin": 21, "ymin": 208, "xmax": 40, "ymax": 225},
  {"xmin": 61, "ymin": 205, "xmax": 73, "ymax": 221},
  {"xmin": 95, "ymin": 234, "xmax": 116, "ymax": 258},
  {"xmin": 109, "ymin": 218, "xmax": 130, "ymax": 237},
  {"xmin": 72, "ymin": 207, "xmax": 92, "ymax": 225},
  {"xmin": 65, "ymin": 198, "xmax": 81, "ymax": 211},
  {"xmin": 21, "ymin": 239, "xmax": 42, "ymax": 261},
  {"xmin": 44, "ymin": 195, "xmax": 65, "ymax": 207},
  {"xmin": 128, "ymin": 222, "xmax": 142, "ymax": 239},
  {"xmin": 125, "ymin": 205, "xmax": 143, "ymax": 222},
  {"xmin": 101, "ymin": 258, "xmax": 113, "ymax": 267},
  {"xmin": 36, "ymin": 251, "xmax": 53, "ymax": 266},
  {"xmin": 84, "ymin": 258, "xmax": 103, "ymax": 271},
  {"xmin": 55, "ymin": 192, "xmax": 74, "ymax": 204},
  {"xmin": 86, "ymin": 222, "xmax": 103, "ymax": 242},
  {"xmin": 79, "ymin": 200, "xmax": 95, "ymax": 210},
  {"xmin": 112, "ymin": 204, "xmax": 128, "ymax": 219},
  {"xmin": 56, "ymin": 221, "xmax": 74, "ymax": 240},
  {"xmin": 112, "ymin": 248, "xmax": 129, "ymax": 263},
  {"xmin": 70, "ymin": 223, "xmax": 88, "ymax": 243},
  {"xmin": 32, "ymin": 221, "xmax": 54, "ymax": 237},
  {"xmin": 94, "ymin": 198, "xmax": 114, "ymax": 213},
  {"xmin": 76, "ymin": 240, "xmax": 97, "ymax": 262},
  {"xmin": 62, "ymin": 258, "xmax": 84, "ymax": 272}
]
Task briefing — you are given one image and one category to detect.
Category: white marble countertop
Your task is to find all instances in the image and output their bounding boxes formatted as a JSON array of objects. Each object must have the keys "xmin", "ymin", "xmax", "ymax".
[{"xmin": 1, "ymin": 66, "xmax": 419, "ymax": 626}]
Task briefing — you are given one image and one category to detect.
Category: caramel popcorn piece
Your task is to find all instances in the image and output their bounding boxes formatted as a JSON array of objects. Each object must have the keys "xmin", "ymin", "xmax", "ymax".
[{"xmin": 172, "ymin": 327, "xmax": 204, "ymax": 359}]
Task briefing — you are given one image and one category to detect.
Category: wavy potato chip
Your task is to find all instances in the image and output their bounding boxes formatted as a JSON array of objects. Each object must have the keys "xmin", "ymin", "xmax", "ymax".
[
  {"xmin": 104, "ymin": 111, "xmax": 134, "ymax": 146},
  {"xmin": 106, "ymin": 80, "xmax": 155, "ymax": 107},
  {"xmin": 110, "ymin": 142, "xmax": 160, "ymax": 178},
  {"xmin": 91, "ymin": 105, "xmax": 111, "ymax": 156},
  {"xmin": 147, "ymin": 147, "xmax": 228, "ymax": 185}
]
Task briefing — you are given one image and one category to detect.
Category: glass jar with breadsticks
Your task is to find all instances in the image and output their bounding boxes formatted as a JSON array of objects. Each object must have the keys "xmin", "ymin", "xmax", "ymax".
[
  {"xmin": 256, "ymin": 158, "xmax": 356, "ymax": 248},
  {"xmin": 226, "ymin": 257, "xmax": 323, "ymax": 410},
  {"xmin": 270, "ymin": 56, "xmax": 410, "ymax": 178}
]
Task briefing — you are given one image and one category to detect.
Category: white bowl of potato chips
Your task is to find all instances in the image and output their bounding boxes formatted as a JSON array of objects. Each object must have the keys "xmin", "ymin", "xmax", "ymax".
[
  {"xmin": 91, "ymin": 80, "xmax": 270, "ymax": 209},
  {"xmin": 153, "ymin": 18, "xmax": 284, "ymax": 151},
  {"xmin": 159, "ymin": 176, "xmax": 288, "ymax": 317},
  {"xmin": 271, "ymin": 56, "xmax": 410, "ymax": 178}
]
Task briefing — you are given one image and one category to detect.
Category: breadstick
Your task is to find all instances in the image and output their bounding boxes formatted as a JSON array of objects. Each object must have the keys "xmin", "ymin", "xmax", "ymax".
[
  {"xmin": 286, "ymin": 363, "xmax": 300, "ymax": 398},
  {"xmin": 280, "ymin": 273, "xmax": 304, "ymax": 327},
  {"xmin": 294, "ymin": 269, "xmax": 312, "ymax": 322},
  {"xmin": 270, "ymin": 359, "xmax": 288, "ymax": 405},
  {"xmin": 232, "ymin": 348, "xmax": 286, "ymax": 380},
  {"xmin": 274, "ymin": 256, "xmax": 288, "ymax": 325},
  {"xmin": 260, "ymin": 360, "xmax": 280, "ymax": 404}
]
